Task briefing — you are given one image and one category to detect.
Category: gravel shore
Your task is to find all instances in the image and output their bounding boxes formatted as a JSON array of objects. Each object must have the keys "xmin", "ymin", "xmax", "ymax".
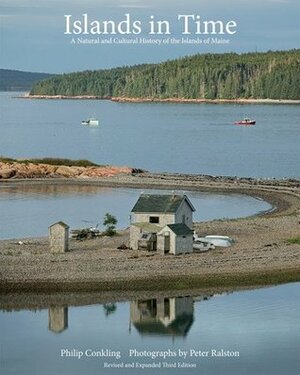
[
  {"xmin": 1, "ymin": 173, "xmax": 300, "ymax": 295},
  {"xmin": 21, "ymin": 94, "xmax": 300, "ymax": 105}
]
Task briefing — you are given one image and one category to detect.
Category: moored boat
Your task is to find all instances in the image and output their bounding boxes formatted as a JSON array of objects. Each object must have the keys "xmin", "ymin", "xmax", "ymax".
[
  {"xmin": 234, "ymin": 118, "xmax": 256, "ymax": 125},
  {"xmin": 81, "ymin": 118, "xmax": 99, "ymax": 126}
]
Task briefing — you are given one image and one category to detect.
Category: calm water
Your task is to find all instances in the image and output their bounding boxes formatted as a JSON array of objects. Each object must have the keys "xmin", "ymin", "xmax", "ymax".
[
  {"xmin": 0, "ymin": 283, "xmax": 299, "ymax": 375},
  {"xmin": 0, "ymin": 94, "xmax": 298, "ymax": 375},
  {"xmin": 0, "ymin": 91, "xmax": 276, "ymax": 238},
  {"xmin": 0, "ymin": 92, "xmax": 300, "ymax": 178},
  {"xmin": 0, "ymin": 186, "xmax": 271, "ymax": 239}
]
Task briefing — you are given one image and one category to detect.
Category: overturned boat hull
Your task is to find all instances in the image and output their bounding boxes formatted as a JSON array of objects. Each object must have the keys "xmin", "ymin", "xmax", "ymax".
[{"xmin": 203, "ymin": 235, "xmax": 234, "ymax": 247}]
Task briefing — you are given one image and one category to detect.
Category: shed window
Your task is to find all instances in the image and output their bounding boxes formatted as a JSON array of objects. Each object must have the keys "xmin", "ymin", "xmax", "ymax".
[{"xmin": 149, "ymin": 216, "xmax": 159, "ymax": 223}]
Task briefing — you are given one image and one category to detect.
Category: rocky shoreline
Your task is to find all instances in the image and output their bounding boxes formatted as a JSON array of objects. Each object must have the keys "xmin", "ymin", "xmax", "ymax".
[
  {"xmin": 0, "ymin": 172, "xmax": 300, "ymax": 295},
  {"xmin": 18, "ymin": 94, "xmax": 300, "ymax": 104},
  {"xmin": 0, "ymin": 161, "xmax": 134, "ymax": 179}
]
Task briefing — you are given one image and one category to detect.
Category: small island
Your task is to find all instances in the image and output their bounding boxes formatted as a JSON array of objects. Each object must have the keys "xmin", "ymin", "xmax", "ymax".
[
  {"xmin": 0, "ymin": 158, "xmax": 299, "ymax": 294},
  {"xmin": 28, "ymin": 49, "xmax": 300, "ymax": 102}
]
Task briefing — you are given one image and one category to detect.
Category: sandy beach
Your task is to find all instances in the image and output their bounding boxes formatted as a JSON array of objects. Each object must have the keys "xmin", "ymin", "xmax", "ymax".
[{"xmin": 0, "ymin": 172, "xmax": 299, "ymax": 295}]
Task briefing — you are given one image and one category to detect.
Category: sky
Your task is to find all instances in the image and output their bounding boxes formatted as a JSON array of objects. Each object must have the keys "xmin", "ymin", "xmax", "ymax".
[{"xmin": 1, "ymin": 0, "xmax": 300, "ymax": 73}]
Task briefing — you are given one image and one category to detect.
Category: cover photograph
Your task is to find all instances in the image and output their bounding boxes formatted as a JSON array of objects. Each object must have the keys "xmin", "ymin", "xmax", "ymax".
[{"xmin": 0, "ymin": 1, "xmax": 299, "ymax": 374}]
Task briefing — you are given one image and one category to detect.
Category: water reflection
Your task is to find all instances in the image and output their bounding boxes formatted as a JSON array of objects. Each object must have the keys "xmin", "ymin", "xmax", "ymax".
[
  {"xmin": 48, "ymin": 307, "xmax": 68, "ymax": 333},
  {"xmin": 103, "ymin": 303, "xmax": 117, "ymax": 317},
  {"xmin": 0, "ymin": 184, "xmax": 115, "ymax": 198},
  {"xmin": 1, "ymin": 283, "xmax": 299, "ymax": 375},
  {"xmin": 130, "ymin": 297, "xmax": 194, "ymax": 338},
  {"xmin": 45, "ymin": 294, "xmax": 213, "ymax": 338}
]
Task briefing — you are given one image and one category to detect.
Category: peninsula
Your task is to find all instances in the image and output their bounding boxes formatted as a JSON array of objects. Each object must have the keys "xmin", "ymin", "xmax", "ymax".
[{"xmin": 0, "ymin": 162, "xmax": 299, "ymax": 294}]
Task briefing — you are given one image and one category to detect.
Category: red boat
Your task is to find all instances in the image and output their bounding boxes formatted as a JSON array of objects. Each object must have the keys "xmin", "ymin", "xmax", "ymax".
[{"xmin": 234, "ymin": 118, "xmax": 256, "ymax": 125}]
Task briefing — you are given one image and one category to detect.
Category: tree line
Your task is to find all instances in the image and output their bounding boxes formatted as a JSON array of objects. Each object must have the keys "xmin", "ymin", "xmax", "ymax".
[{"xmin": 30, "ymin": 49, "xmax": 300, "ymax": 100}]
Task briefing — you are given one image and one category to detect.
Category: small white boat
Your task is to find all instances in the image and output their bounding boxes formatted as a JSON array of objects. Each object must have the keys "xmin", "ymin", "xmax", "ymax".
[
  {"xmin": 193, "ymin": 240, "xmax": 215, "ymax": 252},
  {"xmin": 81, "ymin": 118, "xmax": 99, "ymax": 126},
  {"xmin": 194, "ymin": 232, "xmax": 233, "ymax": 248},
  {"xmin": 203, "ymin": 235, "xmax": 233, "ymax": 247}
]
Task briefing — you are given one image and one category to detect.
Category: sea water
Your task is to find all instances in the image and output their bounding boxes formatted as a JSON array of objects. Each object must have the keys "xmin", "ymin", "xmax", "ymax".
[
  {"xmin": 0, "ymin": 283, "xmax": 299, "ymax": 375},
  {"xmin": 1, "ymin": 92, "xmax": 299, "ymax": 178}
]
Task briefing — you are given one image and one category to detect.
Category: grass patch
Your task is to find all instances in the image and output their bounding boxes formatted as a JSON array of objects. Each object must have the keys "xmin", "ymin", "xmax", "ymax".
[
  {"xmin": 0, "ymin": 156, "xmax": 16, "ymax": 163},
  {"xmin": 0, "ymin": 156, "xmax": 102, "ymax": 167},
  {"xmin": 286, "ymin": 237, "xmax": 300, "ymax": 245},
  {"xmin": 1, "ymin": 268, "xmax": 299, "ymax": 293}
]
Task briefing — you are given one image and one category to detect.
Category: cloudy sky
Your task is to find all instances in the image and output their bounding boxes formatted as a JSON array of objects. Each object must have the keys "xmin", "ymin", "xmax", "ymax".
[{"xmin": 1, "ymin": 0, "xmax": 299, "ymax": 73}]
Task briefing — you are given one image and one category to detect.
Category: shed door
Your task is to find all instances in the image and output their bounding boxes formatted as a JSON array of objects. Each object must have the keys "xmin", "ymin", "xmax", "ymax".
[{"xmin": 164, "ymin": 234, "xmax": 170, "ymax": 253}]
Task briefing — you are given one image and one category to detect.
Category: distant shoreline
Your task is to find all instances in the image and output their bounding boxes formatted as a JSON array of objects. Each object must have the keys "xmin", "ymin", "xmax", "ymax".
[{"xmin": 18, "ymin": 94, "xmax": 300, "ymax": 104}]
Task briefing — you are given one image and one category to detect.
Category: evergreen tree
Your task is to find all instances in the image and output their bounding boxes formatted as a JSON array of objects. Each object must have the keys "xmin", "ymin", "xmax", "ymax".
[{"xmin": 30, "ymin": 50, "xmax": 300, "ymax": 100}]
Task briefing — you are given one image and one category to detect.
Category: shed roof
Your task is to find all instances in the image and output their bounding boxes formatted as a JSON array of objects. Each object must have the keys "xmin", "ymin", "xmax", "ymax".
[
  {"xmin": 131, "ymin": 194, "xmax": 195, "ymax": 213},
  {"xmin": 49, "ymin": 221, "xmax": 69, "ymax": 229},
  {"xmin": 166, "ymin": 223, "xmax": 194, "ymax": 236}
]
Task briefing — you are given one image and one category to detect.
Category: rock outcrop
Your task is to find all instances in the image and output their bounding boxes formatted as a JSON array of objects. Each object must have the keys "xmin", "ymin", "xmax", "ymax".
[{"xmin": 0, "ymin": 162, "xmax": 133, "ymax": 179}]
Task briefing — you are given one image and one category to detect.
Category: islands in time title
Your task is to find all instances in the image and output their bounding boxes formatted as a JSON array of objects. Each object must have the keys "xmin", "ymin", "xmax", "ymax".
[{"xmin": 64, "ymin": 14, "xmax": 237, "ymax": 35}]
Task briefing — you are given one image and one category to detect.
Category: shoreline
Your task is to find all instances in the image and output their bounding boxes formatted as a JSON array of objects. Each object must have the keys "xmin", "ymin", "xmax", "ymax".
[
  {"xmin": 1, "ymin": 172, "xmax": 300, "ymax": 295},
  {"xmin": 1, "ymin": 271, "xmax": 299, "ymax": 310},
  {"xmin": 18, "ymin": 94, "xmax": 300, "ymax": 104}
]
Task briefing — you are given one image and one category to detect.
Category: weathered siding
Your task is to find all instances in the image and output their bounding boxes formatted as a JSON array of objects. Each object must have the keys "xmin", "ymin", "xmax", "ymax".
[
  {"xmin": 130, "ymin": 225, "xmax": 141, "ymax": 250},
  {"xmin": 169, "ymin": 231, "xmax": 177, "ymax": 255},
  {"xmin": 49, "ymin": 224, "xmax": 69, "ymax": 253},
  {"xmin": 157, "ymin": 233, "xmax": 166, "ymax": 255},
  {"xmin": 132, "ymin": 213, "xmax": 175, "ymax": 227},
  {"xmin": 175, "ymin": 200, "xmax": 193, "ymax": 228},
  {"xmin": 157, "ymin": 227, "xmax": 176, "ymax": 255},
  {"xmin": 175, "ymin": 233, "xmax": 193, "ymax": 255}
]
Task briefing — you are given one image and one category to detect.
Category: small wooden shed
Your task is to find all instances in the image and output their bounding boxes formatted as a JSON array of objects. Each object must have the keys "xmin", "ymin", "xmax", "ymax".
[
  {"xmin": 49, "ymin": 221, "xmax": 69, "ymax": 254},
  {"xmin": 157, "ymin": 223, "xmax": 194, "ymax": 255}
]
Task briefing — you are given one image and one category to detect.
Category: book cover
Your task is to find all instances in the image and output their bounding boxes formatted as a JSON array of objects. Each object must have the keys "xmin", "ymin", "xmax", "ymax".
[{"xmin": 0, "ymin": 1, "xmax": 299, "ymax": 375}]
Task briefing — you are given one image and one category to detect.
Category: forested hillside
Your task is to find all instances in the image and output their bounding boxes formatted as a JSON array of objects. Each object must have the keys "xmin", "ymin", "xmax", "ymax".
[
  {"xmin": 0, "ymin": 69, "xmax": 53, "ymax": 91},
  {"xmin": 30, "ymin": 50, "xmax": 300, "ymax": 99}
]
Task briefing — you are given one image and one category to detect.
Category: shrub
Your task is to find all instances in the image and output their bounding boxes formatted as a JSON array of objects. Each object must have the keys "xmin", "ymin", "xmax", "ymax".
[{"xmin": 103, "ymin": 213, "xmax": 118, "ymax": 236}]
